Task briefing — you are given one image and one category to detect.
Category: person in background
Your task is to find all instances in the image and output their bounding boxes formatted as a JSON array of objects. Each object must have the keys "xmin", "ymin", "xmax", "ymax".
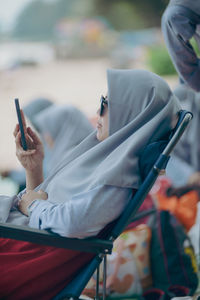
[
  {"xmin": 23, "ymin": 97, "xmax": 53, "ymax": 127},
  {"xmin": 166, "ymin": 84, "xmax": 200, "ymax": 186},
  {"xmin": 161, "ymin": 0, "xmax": 200, "ymax": 91},
  {"xmin": 32, "ymin": 104, "xmax": 94, "ymax": 176}
]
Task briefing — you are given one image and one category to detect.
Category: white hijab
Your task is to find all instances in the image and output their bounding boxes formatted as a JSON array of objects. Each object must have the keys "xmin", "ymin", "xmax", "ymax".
[{"xmin": 35, "ymin": 69, "xmax": 181, "ymax": 204}]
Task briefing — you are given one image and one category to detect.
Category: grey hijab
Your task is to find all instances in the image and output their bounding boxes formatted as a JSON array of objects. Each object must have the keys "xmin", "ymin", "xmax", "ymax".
[
  {"xmin": 33, "ymin": 104, "xmax": 93, "ymax": 173},
  {"xmin": 173, "ymin": 84, "xmax": 200, "ymax": 170},
  {"xmin": 23, "ymin": 98, "xmax": 53, "ymax": 126},
  {"xmin": 35, "ymin": 69, "xmax": 181, "ymax": 204}
]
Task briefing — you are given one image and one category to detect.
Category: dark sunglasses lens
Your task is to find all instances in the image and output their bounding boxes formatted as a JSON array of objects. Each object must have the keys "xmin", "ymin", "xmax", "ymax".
[
  {"xmin": 100, "ymin": 102, "xmax": 104, "ymax": 116},
  {"xmin": 100, "ymin": 96, "xmax": 105, "ymax": 116}
]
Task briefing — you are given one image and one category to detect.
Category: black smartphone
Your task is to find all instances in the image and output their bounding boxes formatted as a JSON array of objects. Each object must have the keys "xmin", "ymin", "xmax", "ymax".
[{"xmin": 15, "ymin": 98, "xmax": 28, "ymax": 151}]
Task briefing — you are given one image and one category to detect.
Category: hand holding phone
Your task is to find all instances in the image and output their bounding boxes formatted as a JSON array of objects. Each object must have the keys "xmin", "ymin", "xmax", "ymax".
[
  {"xmin": 15, "ymin": 98, "xmax": 28, "ymax": 151},
  {"xmin": 14, "ymin": 100, "xmax": 44, "ymax": 176}
]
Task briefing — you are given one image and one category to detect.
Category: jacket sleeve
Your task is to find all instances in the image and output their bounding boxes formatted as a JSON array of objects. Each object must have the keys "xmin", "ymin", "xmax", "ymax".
[
  {"xmin": 28, "ymin": 185, "xmax": 132, "ymax": 238},
  {"xmin": 161, "ymin": 5, "xmax": 200, "ymax": 91}
]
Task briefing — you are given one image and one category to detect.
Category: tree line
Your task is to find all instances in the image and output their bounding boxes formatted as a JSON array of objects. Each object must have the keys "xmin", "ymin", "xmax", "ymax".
[{"xmin": 13, "ymin": 0, "xmax": 168, "ymax": 40}]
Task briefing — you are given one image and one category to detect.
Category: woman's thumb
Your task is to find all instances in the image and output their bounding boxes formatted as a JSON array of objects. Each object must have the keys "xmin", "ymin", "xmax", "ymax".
[{"xmin": 38, "ymin": 190, "xmax": 48, "ymax": 200}]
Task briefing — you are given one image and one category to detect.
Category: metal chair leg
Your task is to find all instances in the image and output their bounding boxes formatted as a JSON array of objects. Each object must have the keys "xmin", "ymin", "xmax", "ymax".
[
  {"xmin": 102, "ymin": 255, "xmax": 107, "ymax": 300},
  {"xmin": 95, "ymin": 265, "xmax": 100, "ymax": 300}
]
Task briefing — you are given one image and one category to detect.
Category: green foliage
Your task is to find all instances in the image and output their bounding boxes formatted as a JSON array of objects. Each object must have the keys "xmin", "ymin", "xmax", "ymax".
[
  {"xmin": 190, "ymin": 37, "xmax": 200, "ymax": 57},
  {"xmin": 100, "ymin": 2, "xmax": 147, "ymax": 30},
  {"xmin": 13, "ymin": 0, "xmax": 169, "ymax": 40},
  {"xmin": 13, "ymin": 0, "xmax": 94, "ymax": 40},
  {"xmin": 94, "ymin": 0, "xmax": 168, "ymax": 28},
  {"xmin": 14, "ymin": 0, "xmax": 56, "ymax": 39},
  {"xmin": 147, "ymin": 45, "xmax": 177, "ymax": 76},
  {"xmin": 12, "ymin": 0, "xmax": 172, "ymax": 41}
]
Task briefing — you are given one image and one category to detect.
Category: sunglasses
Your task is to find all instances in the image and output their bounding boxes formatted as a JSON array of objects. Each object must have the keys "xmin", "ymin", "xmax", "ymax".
[{"xmin": 100, "ymin": 95, "xmax": 108, "ymax": 116}]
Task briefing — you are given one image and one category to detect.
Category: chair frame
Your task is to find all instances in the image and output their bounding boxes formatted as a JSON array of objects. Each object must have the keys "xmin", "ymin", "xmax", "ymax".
[{"xmin": 0, "ymin": 110, "xmax": 193, "ymax": 300}]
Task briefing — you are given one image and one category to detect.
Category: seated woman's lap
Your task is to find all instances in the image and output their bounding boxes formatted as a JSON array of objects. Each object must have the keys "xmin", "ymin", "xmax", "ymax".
[{"xmin": 0, "ymin": 237, "xmax": 94, "ymax": 300}]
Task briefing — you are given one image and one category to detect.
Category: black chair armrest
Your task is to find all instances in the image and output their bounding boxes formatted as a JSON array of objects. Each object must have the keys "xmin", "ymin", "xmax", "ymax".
[{"xmin": 0, "ymin": 223, "xmax": 112, "ymax": 254}]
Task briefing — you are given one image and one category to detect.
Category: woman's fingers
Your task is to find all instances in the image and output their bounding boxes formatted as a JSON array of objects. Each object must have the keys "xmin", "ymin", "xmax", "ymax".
[
  {"xmin": 15, "ymin": 132, "xmax": 35, "ymax": 155},
  {"xmin": 20, "ymin": 149, "xmax": 36, "ymax": 156},
  {"xmin": 15, "ymin": 131, "xmax": 22, "ymax": 149},
  {"xmin": 13, "ymin": 110, "xmax": 27, "ymax": 139},
  {"xmin": 20, "ymin": 109, "xmax": 27, "ymax": 133},
  {"xmin": 15, "ymin": 124, "xmax": 35, "ymax": 150},
  {"xmin": 14, "ymin": 124, "xmax": 41, "ymax": 151},
  {"xmin": 21, "ymin": 190, "xmax": 48, "ymax": 202},
  {"xmin": 27, "ymin": 127, "xmax": 42, "ymax": 145},
  {"xmin": 13, "ymin": 124, "xmax": 19, "ymax": 137},
  {"xmin": 38, "ymin": 190, "xmax": 48, "ymax": 200}
]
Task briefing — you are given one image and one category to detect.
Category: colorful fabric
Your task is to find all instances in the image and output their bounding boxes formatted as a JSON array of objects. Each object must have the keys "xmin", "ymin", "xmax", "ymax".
[
  {"xmin": 156, "ymin": 190, "xmax": 198, "ymax": 231},
  {"xmin": 83, "ymin": 224, "xmax": 152, "ymax": 297}
]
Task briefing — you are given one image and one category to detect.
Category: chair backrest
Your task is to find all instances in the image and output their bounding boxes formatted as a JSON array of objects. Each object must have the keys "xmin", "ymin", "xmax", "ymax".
[
  {"xmin": 53, "ymin": 110, "xmax": 193, "ymax": 300},
  {"xmin": 110, "ymin": 110, "xmax": 192, "ymax": 239}
]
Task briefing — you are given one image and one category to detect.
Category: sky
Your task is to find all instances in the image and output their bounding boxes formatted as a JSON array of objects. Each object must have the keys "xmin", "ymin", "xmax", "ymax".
[{"xmin": 0, "ymin": 0, "xmax": 35, "ymax": 30}]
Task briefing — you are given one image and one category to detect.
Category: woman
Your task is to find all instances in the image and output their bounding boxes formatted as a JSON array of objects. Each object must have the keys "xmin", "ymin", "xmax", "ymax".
[
  {"xmin": 0, "ymin": 69, "xmax": 181, "ymax": 299},
  {"xmin": 161, "ymin": 0, "xmax": 200, "ymax": 91}
]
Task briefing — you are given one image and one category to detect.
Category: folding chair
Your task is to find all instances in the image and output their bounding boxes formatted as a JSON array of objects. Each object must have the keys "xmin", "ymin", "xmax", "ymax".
[{"xmin": 0, "ymin": 110, "xmax": 193, "ymax": 300}]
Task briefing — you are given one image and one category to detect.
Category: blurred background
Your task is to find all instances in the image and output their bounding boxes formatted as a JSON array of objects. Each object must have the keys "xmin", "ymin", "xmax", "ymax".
[{"xmin": 0, "ymin": 0, "xmax": 177, "ymax": 174}]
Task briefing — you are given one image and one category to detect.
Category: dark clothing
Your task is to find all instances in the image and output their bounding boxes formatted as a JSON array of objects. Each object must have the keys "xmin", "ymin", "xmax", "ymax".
[
  {"xmin": 162, "ymin": 3, "xmax": 200, "ymax": 91},
  {"xmin": 169, "ymin": 0, "xmax": 200, "ymax": 15}
]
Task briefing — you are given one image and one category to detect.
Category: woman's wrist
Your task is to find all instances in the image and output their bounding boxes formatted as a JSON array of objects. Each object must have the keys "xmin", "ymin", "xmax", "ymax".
[
  {"xmin": 18, "ymin": 190, "xmax": 48, "ymax": 216},
  {"xmin": 27, "ymin": 199, "xmax": 39, "ymax": 216},
  {"xmin": 26, "ymin": 166, "xmax": 44, "ymax": 190}
]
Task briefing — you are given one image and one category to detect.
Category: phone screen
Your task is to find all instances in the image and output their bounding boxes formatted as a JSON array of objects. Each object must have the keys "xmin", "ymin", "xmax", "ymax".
[{"xmin": 15, "ymin": 98, "xmax": 28, "ymax": 151}]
